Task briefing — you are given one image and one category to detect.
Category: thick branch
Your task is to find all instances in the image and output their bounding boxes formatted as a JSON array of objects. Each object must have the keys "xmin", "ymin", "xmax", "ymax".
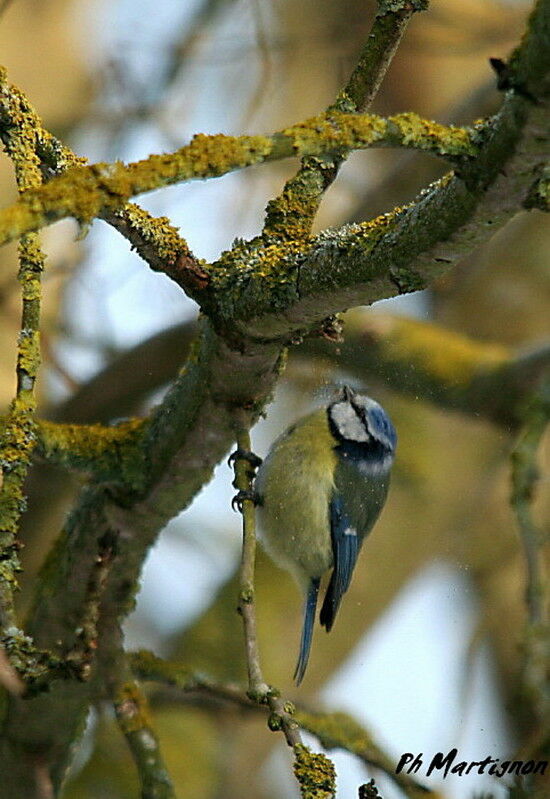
[
  {"xmin": 1, "ymin": 321, "xmax": 285, "ymax": 794},
  {"xmin": 211, "ymin": 99, "xmax": 548, "ymax": 338}
]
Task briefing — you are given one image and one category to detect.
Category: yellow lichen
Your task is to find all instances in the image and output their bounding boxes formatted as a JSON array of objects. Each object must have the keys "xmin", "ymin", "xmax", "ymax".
[
  {"xmin": 17, "ymin": 330, "xmax": 41, "ymax": 374},
  {"xmin": 389, "ymin": 112, "xmax": 475, "ymax": 156},
  {"xmin": 293, "ymin": 744, "xmax": 336, "ymax": 799},
  {"xmin": 115, "ymin": 682, "xmax": 152, "ymax": 733}
]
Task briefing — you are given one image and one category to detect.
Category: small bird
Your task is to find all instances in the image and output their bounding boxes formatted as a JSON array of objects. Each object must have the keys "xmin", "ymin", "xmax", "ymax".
[{"xmin": 255, "ymin": 386, "xmax": 396, "ymax": 684}]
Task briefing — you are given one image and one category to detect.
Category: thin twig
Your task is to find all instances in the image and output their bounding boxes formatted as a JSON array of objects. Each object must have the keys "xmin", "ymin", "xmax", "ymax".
[
  {"xmin": 0, "ymin": 69, "xmax": 47, "ymax": 631},
  {"xmin": 113, "ymin": 681, "xmax": 178, "ymax": 799},
  {"xmin": 130, "ymin": 652, "xmax": 432, "ymax": 797},
  {"xmin": 262, "ymin": 0, "xmax": 428, "ymax": 240},
  {"xmin": 104, "ymin": 626, "xmax": 177, "ymax": 799},
  {"xmin": 332, "ymin": 0, "xmax": 426, "ymax": 114},
  {"xmin": 129, "ymin": 649, "xmax": 256, "ymax": 710},
  {"xmin": 232, "ymin": 429, "xmax": 302, "ymax": 748},
  {"xmin": 65, "ymin": 531, "xmax": 118, "ymax": 680}
]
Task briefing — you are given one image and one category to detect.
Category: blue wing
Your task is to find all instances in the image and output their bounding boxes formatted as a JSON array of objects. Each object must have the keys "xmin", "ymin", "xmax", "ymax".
[{"xmin": 319, "ymin": 494, "xmax": 359, "ymax": 632}]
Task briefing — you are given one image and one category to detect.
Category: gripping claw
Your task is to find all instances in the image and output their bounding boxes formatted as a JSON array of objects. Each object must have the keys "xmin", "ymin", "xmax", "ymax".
[
  {"xmin": 231, "ymin": 489, "xmax": 259, "ymax": 513},
  {"xmin": 227, "ymin": 449, "xmax": 263, "ymax": 469}
]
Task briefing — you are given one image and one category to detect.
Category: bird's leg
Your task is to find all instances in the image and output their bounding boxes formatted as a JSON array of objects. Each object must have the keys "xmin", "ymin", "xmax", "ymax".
[{"xmin": 229, "ymin": 448, "xmax": 263, "ymax": 512}]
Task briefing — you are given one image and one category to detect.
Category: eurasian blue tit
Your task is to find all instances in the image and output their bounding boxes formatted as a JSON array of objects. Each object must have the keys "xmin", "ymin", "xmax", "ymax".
[{"xmin": 255, "ymin": 386, "xmax": 396, "ymax": 684}]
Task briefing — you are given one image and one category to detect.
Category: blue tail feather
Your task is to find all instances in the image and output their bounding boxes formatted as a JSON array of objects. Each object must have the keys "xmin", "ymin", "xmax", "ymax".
[{"xmin": 294, "ymin": 578, "xmax": 320, "ymax": 685}]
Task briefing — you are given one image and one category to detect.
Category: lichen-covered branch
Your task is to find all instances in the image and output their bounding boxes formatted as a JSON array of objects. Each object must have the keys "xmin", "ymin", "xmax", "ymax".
[
  {"xmin": 0, "ymin": 109, "xmax": 478, "ymax": 250},
  {"xmin": 132, "ymin": 649, "xmax": 430, "ymax": 798},
  {"xmin": 263, "ymin": 0, "xmax": 426, "ymax": 240},
  {"xmin": 0, "ymin": 69, "xmax": 48, "ymax": 631},
  {"xmin": 0, "ymin": 321, "xmax": 285, "ymax": 794},
  {"xmin": 295, "ymin": 710, "xmax": 430, "ymax": 799},
  {"xmin": 101, "ymin": 624, "xmax": 177, "ymax": 799},
  {"xmin": 209, "ymin": 105, "xmax": 548, "ymax": 338},
  {"xmin": 0, "ymin": 68, "xmax": 202, "ymax": 284},
  {"xmin": 113, "ymin": 681, "xmax": 178, "ymax": 799},
  {"xmin": 136, "ymin": 652, "xmax": 451, "ymax": 799},
  {"xmin": 0, "ymin": 1, "xmax": 547, "ymax": 794}
]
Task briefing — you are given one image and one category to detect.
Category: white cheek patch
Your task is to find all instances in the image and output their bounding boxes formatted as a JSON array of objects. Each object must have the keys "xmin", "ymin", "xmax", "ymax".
[
  {"xmin": 343, "ymin": 527, "xmax": 357, "ymax": 536},
  {"xmin": 357, "ymin": 455, "xmax": 394, "ymax": 476},
  {"xmin": 330, "ymin": 402, "xmax": 369, "ymax": 442}
]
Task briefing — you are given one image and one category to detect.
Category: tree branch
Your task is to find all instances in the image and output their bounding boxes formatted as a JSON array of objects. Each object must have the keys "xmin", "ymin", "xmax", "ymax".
[
  {"xmin": 262, "ymin": 0, "xmax": 426, "ymax": 240},
  {"xmin": 0, "ymin": 69, "xmax": 49, "ymax": 632},
  {"xmin": 0, "ymin": 67, "xmax": 202, "ymax": 285},
  {"xmin": 0, "ymin": 109, "xmax": 478, "ymax": 252},
  {"xmin": 129, "ymin": 651, "xmax": 430, "ymax": 798},
  {"xmin": 232, "ymin": 432, "xmax": 303, "ymax": 750}
]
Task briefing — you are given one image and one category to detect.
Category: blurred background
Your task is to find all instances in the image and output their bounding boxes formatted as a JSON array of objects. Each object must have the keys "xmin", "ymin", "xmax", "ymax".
[{"xmin": 0, "ymin": 1, "xmax": 548, "ymax": 797}]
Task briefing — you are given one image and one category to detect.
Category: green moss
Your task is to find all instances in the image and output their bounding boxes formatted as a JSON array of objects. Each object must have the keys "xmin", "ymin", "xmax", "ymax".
[
  {"xmin": 293, "ymin": 745, "xmax": 336, "ymax": 799},
  {"xmin": 37, "ymin": 418, "xmax": 149, "ymax": 490}
]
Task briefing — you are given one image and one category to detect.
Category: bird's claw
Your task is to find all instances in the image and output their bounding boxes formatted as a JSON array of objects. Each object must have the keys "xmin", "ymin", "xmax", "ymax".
[
  {"xmin": 228, "ymin": 449, "xmax": 263, "ymax": 469},
  {"xmin": 231, "ymin": 489, "xmax": 259, "ymax": 513}
]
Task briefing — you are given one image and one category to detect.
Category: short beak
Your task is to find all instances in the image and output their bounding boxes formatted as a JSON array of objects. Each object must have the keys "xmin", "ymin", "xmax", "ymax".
[{"xmin": 342, "ymin": 385, "xmax": 356, "ymax": 402}]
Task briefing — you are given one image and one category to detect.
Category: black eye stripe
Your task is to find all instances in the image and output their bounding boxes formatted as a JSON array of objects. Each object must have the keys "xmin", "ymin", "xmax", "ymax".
[{"xmin": 350, "ymin": 400, "xmax": 370, "ymax": 436}]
